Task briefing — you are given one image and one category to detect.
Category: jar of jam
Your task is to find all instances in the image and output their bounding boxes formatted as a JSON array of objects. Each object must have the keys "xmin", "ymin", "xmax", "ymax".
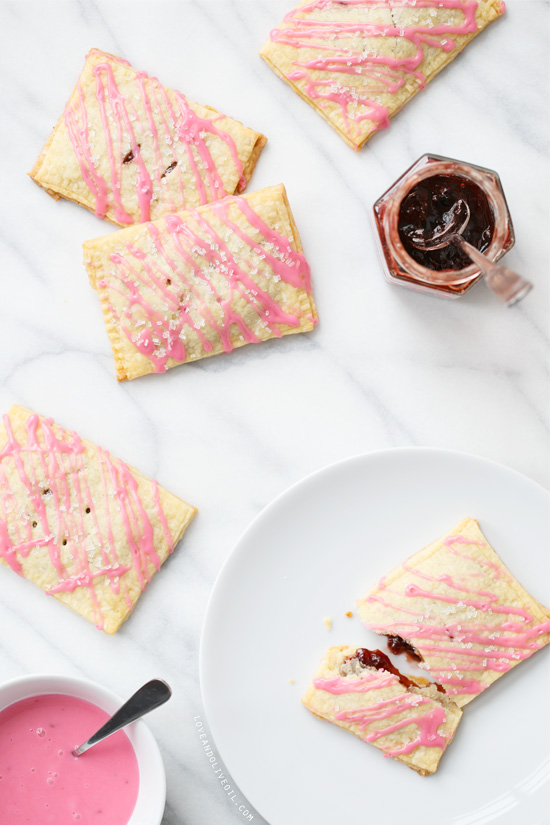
[{"xmin": 372, "ymin": 153, "xmax": 515, "ymax": 298}]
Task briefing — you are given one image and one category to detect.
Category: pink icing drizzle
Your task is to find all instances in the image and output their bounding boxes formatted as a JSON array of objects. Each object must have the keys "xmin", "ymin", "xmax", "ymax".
[
  {"xmin": 63, "ymin": 49, "xmax": 247, "ymax": 223},
  {"xmin": 269, "ymin": 0, "xmax": 500, "ymax": 145},
  {"xmin": 444, "ymin": 534, "xmax": 511, "ymax": 579},
  {"xmin": 101, "ymin": 194, "xmax": 315, "ymax": 373},
  {"xmin": 364, "ymin": 534, "xmax": 550, "ymax": 698},
  {"xmin": 0, "ymin": 411, "xmax": 172, "ymax": 630},
  {"xmin": 315, "ymin": 669, "xmax": 401, "ymax": 694},
  {"xmin": 315, "ymin": 667, "xmax": 449, "ymax": 757}
]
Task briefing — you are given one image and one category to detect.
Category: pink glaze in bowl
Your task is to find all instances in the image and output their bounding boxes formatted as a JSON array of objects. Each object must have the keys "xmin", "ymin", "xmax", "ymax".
[{"xmin": 0, "ymin": 674, "xmax": 166, "ymax": 825}]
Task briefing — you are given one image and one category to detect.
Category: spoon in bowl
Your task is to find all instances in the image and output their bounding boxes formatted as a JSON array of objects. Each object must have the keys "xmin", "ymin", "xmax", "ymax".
[
  {"xmin": 407, "ymin": 199, "xmax": 533, "ymax": 305},
  {"xmin": 72, "ymin": 679, "xmax": 172, "ymax": 757}
]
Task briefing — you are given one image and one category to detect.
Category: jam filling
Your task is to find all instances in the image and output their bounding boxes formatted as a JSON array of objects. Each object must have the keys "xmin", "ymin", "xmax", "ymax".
[
  {"xmin": 398, "ymin": 174, "xmax": 495, "ymax": 271},
  {"xmin": 386, "ymin": 634, "xmax": 422, "ymax": 662},
  {"xmin": 346, "ymin": 647, "xmax": 446, "ymax": 694},
  {"xmin": 345, "ymin": 648, "xmax": 417, "ymax": 690}
]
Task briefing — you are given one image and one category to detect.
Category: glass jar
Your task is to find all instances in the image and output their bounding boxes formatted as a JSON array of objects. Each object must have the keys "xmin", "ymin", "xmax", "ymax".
[{"xmin": 372, "ymin": 153, "xmax": 515, "ymax": 298}]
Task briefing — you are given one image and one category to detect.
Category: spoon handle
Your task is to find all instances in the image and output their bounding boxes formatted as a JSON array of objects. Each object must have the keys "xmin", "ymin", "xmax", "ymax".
[
  {"xmin": 73, "ymin": 679, "xmax": 172, "ymax": 757},
  {"xmin": 454, "ymin": 236, "xmax": 533, "ymax": 306}
]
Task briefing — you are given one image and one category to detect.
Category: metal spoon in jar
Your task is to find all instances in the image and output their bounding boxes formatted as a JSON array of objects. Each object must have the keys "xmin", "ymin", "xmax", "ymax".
[
  {"xmin": 408, "ymin": 199, "xmax": 533, "ymax": 305},
  {"xmin": 72, "ymin": 679, "xmax": 172, "ymax": 757}
]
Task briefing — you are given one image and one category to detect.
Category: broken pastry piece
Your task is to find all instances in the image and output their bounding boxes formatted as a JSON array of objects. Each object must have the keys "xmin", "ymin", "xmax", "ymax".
[
  {"xmin": 303, "ymin": 645, "xmax": 462, "ymax": 775},
  {"xmin": 0, "ymin": 405, "xmax": 197, "ymax": 633},
  {"xmin": 83, "ymin": 183, "xmax": 318, "ymax": 381},
  {"xmin": 30, "ymin": 49, "xmax": 266, "ymax": 225},
  {"xmin": 358, "ymin": 518, "xmax": 550, "ymax": 707},
  {"xmin": 260, "ymin": 1, "xmax": 504, "ymax": 150}
]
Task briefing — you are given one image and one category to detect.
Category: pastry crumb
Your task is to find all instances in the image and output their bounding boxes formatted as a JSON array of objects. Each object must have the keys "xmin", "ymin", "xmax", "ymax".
[
  {"xmin": 345, "ymin": 611, "xmax": 353, "ymax": 618},
  {"xmin": 289, "ymin": 679, "xmax": 295, "ymax": 684},
  {"xmin": 323, "ymin": 616, "xmax": 332, "ymax": 630}
]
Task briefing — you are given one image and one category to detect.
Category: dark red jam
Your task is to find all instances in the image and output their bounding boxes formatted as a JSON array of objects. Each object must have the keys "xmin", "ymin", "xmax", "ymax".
[
  {"xmin": 345, "ymin": 648, "xmax": 417, "ymax": 690},
  {"xmin": 386, "ymin": 634, "xmax": 422, "ymax": 662},
  {"xmin": 398, "ymin": 174, "xmax": 495, "ymax": 271},
  {"xmin": 161, "ymin": 161, "xmax": 178, "ymax": 178},
  {"xmin": 122, "ymin": 144, "xmax": 141, "ymax": 164}
]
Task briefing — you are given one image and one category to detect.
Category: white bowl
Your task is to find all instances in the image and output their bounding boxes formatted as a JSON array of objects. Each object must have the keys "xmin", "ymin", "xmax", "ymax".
[{"xmin": 0, "ymin": 673, "xmax": 166, "ymax": 825}]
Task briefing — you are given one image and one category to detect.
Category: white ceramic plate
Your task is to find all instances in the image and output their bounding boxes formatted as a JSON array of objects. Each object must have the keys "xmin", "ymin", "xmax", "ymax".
[{"xmin": 200, "ymin": 449, "xmax": 550, "ymax": 825}]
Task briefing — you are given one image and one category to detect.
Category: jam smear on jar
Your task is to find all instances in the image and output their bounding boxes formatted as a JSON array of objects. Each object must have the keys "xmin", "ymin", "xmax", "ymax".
[
  {"xmin": 398, "ymin": 174, "xmax": 495, "ymax": 271},
  {"xmin": 386, "ymin": 634, "xmax": 422, "ymax": 662},
  {"xmin": 345, "ymin": 648, "xmax": 417, "ymax": 689}
]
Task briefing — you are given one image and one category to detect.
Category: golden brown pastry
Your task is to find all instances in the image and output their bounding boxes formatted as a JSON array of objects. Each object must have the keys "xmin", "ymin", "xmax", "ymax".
[
  {"xmin": 0, "ymin": 405, "xmax": 197, "ymax": 633},
  {"xmin": 83, "ymin": 184, "xmax": 318, "ymax": 381},
  {"xmin": 358, "ymin": 518, "xmax": 550, "ymax": 706},
  {"xmin": 303, "ymin": 645, "xmax": 462, "ymax": 775},
  {"xmin": 260, "ymin": 1, "xmax": 504, "ymax": 149},
  {"xmin": 30, "ymin": 49, "xmax": 267, "ymax": 225}
]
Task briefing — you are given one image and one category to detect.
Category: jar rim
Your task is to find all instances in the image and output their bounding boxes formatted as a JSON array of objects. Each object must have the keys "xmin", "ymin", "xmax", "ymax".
[{"xmin": 383, "ymin": 159, "xmax": 510, "ymax": 287}]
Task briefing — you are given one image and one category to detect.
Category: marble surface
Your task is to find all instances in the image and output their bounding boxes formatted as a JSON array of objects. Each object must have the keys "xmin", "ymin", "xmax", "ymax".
[{"xmin": 0, "ymin": 1, "xmax": 548, "ymax": 823}]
